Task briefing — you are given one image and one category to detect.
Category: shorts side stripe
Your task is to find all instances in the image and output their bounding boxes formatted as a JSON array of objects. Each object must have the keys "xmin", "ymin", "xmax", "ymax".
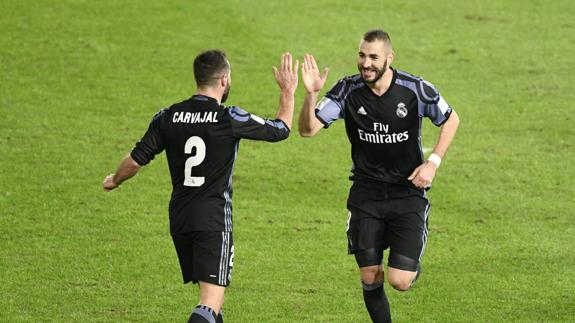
[
  {"xmin": 223, "ymin": 232, "xmax": 230, "ymax": 285},
  {"xmin": 218, "ymin": 232, "xmax": 226, "ymax": 285},
  {"xmin": 418, "ymin": 202, "xmax": 431, "ymax": 261},
  {"xmin": 218, "ymin": 232, "xmax": 231, "ymax": 285}
]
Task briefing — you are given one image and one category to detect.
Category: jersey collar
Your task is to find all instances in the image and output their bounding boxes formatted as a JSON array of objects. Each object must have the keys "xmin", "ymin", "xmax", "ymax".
[{"xmin": 192, "ymin": 94, "xmax": 219, "ymax": 103}]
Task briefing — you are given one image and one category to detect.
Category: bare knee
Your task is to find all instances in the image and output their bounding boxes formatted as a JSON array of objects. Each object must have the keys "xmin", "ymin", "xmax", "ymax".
[
  {"xmin": 360, "ymin": 265, "xmax": 384, "ymax": 284},
  {"xmin": 388, "ymin": 276, "xmax": 412, "ymax": 291},
  {"xmin": 387, "ymin": 268, "xmax": 417, "ymax": 291}
]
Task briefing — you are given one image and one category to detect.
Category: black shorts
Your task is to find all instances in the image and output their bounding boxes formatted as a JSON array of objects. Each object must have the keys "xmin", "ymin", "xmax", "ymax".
[
  {"xmin": 346, "ymin": 181, "xmax": 430, "ymax": 271},
  {"xmin": 171, "ymin": 231, "xmax": 234, "ymax": 287}
]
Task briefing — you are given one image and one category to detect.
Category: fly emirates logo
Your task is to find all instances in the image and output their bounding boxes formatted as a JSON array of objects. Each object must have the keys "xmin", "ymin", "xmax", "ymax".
[{"xmin": 358, "ymin": 122, "xmax": 409, "ymax": 144}]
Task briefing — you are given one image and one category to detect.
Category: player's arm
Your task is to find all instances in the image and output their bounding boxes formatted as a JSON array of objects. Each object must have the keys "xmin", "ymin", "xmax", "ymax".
[
  {"xmin": 102, "ymin": 154, "xmax": 141, "ymax": 192},
  {"xmin": 272, "ymin": 52, "xmax": 299, "ymax": 130},
  {"xmin": 103, "ymin": 109, "xmax": 166, "ymax": 192},
  {"xmin": 298, "ymin": 54, "xmax": 329, "ymax": 137},
  {"xmin": 230, "ymin": 53, "xmax": 298, "ymax": 142},
  {"xmin": 408, "ymin": 110, "xmax": 460, "ymax": 189},
  {"xmin": 429, "ymin": 110, "xmax": 460, "ymax": 160}
]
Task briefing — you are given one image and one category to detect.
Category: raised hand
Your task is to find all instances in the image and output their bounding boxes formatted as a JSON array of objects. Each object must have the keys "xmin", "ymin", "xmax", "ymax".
[
  {"xmin": 273, "ymin": 52, "xmax": 299, "ymax": 94},
  {"xmin": 301, "ymin": 54, "xmax": 329, "ymax": 94}
]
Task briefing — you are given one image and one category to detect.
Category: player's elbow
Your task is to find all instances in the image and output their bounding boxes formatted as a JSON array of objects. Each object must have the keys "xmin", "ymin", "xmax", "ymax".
[
  {"xmin": 298, "ymin": 129, "xmax": 314, "ymax": 137},
  {"xmin": 268, "ymin": 129, "xmax": 291, "ymax": 142},
  {"xmin": 126, "ymin": 155, "xmax": 142, "ymax": 170},
  {"xmin": 298, "ymin": 126, "xmax": 319, "ymax": 138},
  {"xmin": 299, "ymin": 118, "xmax": 324, "ymax": 137},
  {"xmin": 277, "ymin": 130, "xmax": 291, "ymax": 142}
]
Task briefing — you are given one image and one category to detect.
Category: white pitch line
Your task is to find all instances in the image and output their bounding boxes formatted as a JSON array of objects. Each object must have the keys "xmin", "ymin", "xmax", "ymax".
[{"xmin": 422, "ymin": 147, "xmax": 432, "ymax": 154}]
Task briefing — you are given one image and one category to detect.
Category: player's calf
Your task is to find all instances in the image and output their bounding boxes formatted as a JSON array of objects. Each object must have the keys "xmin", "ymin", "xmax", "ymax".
[{"xmin": 359, "ymin": 265, "xmax": 391, "ymax": 322}]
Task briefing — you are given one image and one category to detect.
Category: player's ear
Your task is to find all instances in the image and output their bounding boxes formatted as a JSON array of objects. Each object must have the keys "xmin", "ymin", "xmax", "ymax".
[
  {"xmin": 220, "ymin": 73, "xmax": 229, "ymax": 88},
  {"xmin": 388, "ymin": 51, "xmax": 395, "ymax": 65}
]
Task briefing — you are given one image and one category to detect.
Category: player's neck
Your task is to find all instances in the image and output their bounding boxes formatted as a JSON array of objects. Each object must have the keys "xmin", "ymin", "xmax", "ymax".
[
  {"xmin": 196, "ymin": 88, "xmax": 222, "ymax": 104},
  {"xmin": 367, "ymin": 68, "xmax": 394, "ymax": 96}
]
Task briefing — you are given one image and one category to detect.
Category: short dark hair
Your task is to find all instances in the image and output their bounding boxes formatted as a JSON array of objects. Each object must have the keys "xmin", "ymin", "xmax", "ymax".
[
  {"xmin": 193, "ymin": 50, "xmax": 230, "ymax": 87},
  {"xmin": 363, "ymin": 29, "xmax": 393, "ymax": 51}
]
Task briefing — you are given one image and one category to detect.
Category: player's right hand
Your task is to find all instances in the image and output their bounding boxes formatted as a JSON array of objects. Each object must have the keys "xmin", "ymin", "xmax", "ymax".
[
  {"xmin": 301, "ymin": 54, "xmax": 329, "ymax": 94},
  {"xmin": 273, "ymin": 52, "xmax": 299, "ymax": 94},
  {"xmin": 102, "ymin": 174, "xmax": 119, "ymax": 192}
]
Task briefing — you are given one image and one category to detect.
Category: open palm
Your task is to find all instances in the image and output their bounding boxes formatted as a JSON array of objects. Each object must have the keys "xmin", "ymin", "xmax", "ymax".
[
  {"xmin": 272, "ymin": 52, "xmax": 299, "ymax": 94},
  {"xmin": 302, "ymin": 54, "xmax": 329, "ymax": 93}
]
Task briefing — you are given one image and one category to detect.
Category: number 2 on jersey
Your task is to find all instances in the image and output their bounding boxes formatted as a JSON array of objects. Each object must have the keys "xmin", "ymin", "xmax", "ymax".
[{"xmin": 184, "ymin": 136, "xmax": 206, "ymax": 187}]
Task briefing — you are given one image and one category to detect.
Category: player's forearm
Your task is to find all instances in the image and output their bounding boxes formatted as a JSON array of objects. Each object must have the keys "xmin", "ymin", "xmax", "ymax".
[
  {"xmin": 112, "ymin": 155, "xmax": 141, "ymax": 186},
  {"xmin": 275, "ymin": 90, "xmax": 295, "ymax": 130},
  {"xmin": 298, "ymin": 92, "xmax": 322, "ymax": 137},
  {"xmin": 431, "ymin": 111, "xmax": 460, "ymax": 159}
]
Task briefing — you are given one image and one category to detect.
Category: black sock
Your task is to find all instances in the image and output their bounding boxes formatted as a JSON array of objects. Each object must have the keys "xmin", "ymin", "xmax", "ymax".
[
  {"xmin": 362, "ymin": 281, "xmax": 392, "ymax": 323},
  {"xmin": 216, "ymin": 309, "xmax": 223, "ymax": 323},
  {"xmin": 188, "ymin": 305, "xmax": 217, "ymax": 323}
]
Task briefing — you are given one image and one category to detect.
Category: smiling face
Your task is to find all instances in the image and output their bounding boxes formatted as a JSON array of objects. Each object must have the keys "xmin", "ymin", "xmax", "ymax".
[{"xmin": 357, "ymin": 39, "xmax": 394, "ymax": 84}]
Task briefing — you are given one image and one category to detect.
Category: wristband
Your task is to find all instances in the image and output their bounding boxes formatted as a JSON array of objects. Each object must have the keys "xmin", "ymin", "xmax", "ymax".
[{"xmin": 427, "ymin": 153, "xmax": 442, "ymax": 167}]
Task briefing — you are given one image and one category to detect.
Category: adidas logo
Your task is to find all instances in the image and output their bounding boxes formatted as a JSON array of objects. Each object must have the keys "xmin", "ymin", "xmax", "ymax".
[{"xmin": 357, "ymin": 107, "xmax": 367, "ymax": 115}]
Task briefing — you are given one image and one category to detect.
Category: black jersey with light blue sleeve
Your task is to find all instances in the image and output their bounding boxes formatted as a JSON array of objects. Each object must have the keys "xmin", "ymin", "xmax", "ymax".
[
  {"xmin": 315, "ymin": 68, "xmax": 453, "ymax": 187},
  {"xmin": 130, "ymin": 95, "xmax": 289, "ymax": 234}
]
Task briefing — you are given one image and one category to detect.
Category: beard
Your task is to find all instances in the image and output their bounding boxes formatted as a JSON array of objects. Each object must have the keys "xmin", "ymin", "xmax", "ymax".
[
  {"xmin": 221, "ymin": 83, "xmax": 231, "ymax": 103},
  {"xmin": 358, "ymin": 60, "xmax": 388, "ymax": 84}
]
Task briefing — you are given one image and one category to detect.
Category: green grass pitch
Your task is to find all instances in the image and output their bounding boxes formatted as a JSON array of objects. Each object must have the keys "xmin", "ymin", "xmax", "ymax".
[{"xmin": 1, "ymin": 0, "xmax": 574, "ymax": 321}]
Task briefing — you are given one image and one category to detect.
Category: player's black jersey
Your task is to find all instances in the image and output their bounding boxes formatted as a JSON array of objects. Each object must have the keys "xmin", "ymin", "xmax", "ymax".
[
  {"xmin": 130, "ymin": 95, "xmax": 289, "ymax": 234},
  {"xmin": 315, "ymin": 68, "xmax": 453, "ymax": 187}
]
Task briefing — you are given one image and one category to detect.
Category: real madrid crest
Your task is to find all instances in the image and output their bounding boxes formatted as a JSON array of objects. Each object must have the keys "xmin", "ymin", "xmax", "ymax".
[{"xmin": 396, "ymin": 102, "xmax": 407, "ymax": 118}]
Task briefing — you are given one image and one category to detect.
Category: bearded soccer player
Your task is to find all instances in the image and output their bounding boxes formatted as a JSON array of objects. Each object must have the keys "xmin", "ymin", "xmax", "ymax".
[
  {"xmin": 103, "ymin": 51, "xmax": 298, "ymax": 323},
  {"xmin": 298, "ymin": 30, "xmax": 459, "ymax": 322}
]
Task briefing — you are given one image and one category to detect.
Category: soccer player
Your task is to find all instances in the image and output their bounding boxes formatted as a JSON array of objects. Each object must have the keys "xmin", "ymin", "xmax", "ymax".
[
  {"xmin": 298, "ymin": 30, "xmax": 460, "ymax": 322},
  {"xmin": 102, "ymin": 50, "xmax": 298, "ymax": 323}
]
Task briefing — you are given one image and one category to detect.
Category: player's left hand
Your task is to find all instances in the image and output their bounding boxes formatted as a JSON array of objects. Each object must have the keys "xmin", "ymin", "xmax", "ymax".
[
  {"xmin": 408, "ymin": 161, "xmax": 437, "ymax": 189},
  {"xmin": 102, "ymin": 174, "xmax": 119, "ymax": 192}
]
